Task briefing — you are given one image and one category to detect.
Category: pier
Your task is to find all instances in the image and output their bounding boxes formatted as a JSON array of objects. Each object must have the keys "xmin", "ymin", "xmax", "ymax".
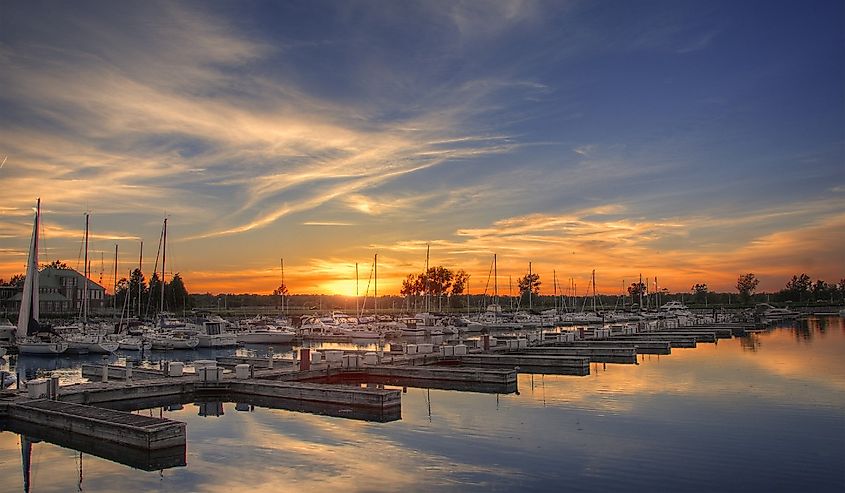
[{"xmin": 0, "ymin": 313, "xmax": 779, "ymax": 469}]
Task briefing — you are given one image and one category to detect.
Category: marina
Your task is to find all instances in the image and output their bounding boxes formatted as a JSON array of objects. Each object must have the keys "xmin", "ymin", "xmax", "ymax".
[{"xmin": 0, "ymin": 315, "xmax": 842, "ymax": 491}]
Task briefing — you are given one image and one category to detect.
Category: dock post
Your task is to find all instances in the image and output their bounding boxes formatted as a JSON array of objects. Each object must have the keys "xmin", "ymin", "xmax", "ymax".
[
  {"xmin": 126, "ymin": 361, "xmax": 133, "ymax": 381},
  {"xmin": 291, "ymin": 350, "xmax": 298, "ymax": 370},
  {"xmin": 101, "ymin": 356, "xmax": 109, "ymax": 382},
  {"xmin": 300, "ymin": 348, "xmax": 311, "ymax": 371},
  {"xmin": 268, "ymin": 356, "xmax": 274, "ymax": 369},
  {"xmin": 49, "ymin": 376, "xmax": 60, "ymax": 399}
]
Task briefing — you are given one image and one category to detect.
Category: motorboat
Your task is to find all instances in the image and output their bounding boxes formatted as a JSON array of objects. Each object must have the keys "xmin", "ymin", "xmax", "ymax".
[
  {"xmin": 17, "ymin": 337, "xmax": 68, "ymax": 355},
  {"xmin": 117, "ymin": 335, "xmax": 152, "ymax": 351},
  {"xmin": 65, "ymin": 332, "xmax": 119, "ymax": 354},
  {"xmin": 756, "ymin": 303, "xmax": 800, "ymax": 321},
  {"xmin": 236, "ymin": 326, "xmax": 296, "ymax": 344},
  {"xmin": 147, "ymin": 331, "xmax": 200, "ymax": 350}
]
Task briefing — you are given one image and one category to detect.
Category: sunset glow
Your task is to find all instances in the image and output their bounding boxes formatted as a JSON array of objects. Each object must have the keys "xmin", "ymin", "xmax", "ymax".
[{"xmin": 1, "ymin": 1, "xmax": 842, "ymax": 295}]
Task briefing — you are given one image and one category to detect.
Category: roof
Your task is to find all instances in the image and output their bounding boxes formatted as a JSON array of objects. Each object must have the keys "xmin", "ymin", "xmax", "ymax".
[{"xmin": 39, "ymin": 266, "xmax": 105, "ymax": 291}]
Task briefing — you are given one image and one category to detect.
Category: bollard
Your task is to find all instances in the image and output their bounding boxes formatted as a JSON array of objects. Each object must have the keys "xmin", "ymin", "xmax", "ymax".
[
  {"xmin": 50, "ymin": 375, "xmax": 60, "ymax": 399},
  {"xmin": 300, "ymin": 348, "xmax": 311, "ymax": 371},
  {"xmin": 292, "ymin": 350, "xmax": 298, "ymax": 370},
  {"xmin": 268, "ymin": 356, "xmax": 274, "ymax": 370},
  {"xmin": 126, "ymin": 361, "xmax": 133, "ymax": 380},
  {"xmin": 482, "ymin": 334, "xmax": 490, "ymax": 351},
  {"xmin": 102, "ymin": 356, "xmax": 109, "ymax": 382}
]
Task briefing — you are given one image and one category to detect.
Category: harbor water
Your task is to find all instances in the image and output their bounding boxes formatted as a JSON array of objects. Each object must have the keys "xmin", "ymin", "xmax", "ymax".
[{"xmin": 0, "ymin": 316, "xmax": 843, "ymax": 492}]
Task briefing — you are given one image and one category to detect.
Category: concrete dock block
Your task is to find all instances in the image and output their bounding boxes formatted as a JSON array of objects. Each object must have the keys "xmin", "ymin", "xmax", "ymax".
[
  {"xmin": 235, "ymin": 364, "xmax": 250, "ymax": 379},
  {"xmin": 363, "ymin": 352, "xmax": 378, "ymax": 365},
  {"xmin": 27, "ymin": 378, "xmax": 49, "ymax": 399},
  {"xmin": 168, "ymin": 362, "xmax": 184, "ymax": 377}
]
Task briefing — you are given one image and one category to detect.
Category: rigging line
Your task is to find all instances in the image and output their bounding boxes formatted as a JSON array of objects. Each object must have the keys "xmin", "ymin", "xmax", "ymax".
[
  {"xmin": 144, "ymin": 223, "xmax": 164, "ymax": 319},
  {"xmin": 360, "ymin": 257, "xmax": 375, "ymax": 316}
]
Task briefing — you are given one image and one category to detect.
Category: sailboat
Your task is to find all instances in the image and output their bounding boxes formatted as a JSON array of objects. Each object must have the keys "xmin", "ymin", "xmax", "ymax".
[
  {"xmin": 64, "ymin": 212, "xmax": 119, "ymax": 354},
  {"xmin": 16, "ymin": 199, "xmax": 68, "ymax": 355}
]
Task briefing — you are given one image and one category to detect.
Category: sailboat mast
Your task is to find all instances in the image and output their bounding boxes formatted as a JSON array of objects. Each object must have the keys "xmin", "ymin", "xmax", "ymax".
[
  {"xmin": 639, "ymin": 273, "xmax": 643, "ymax": 311},
  {"xmin": 528, "ymin": 261, "xmax": 533, "ymax": 310},
  {"xmin": 374, "ymin": 253, "xmax": 378, "ymax": 314},
  {"xmin": 493, "ymin": 254, "xmax": 498, "ymax": 304},
  {"xmin": 83, "ymin": 212, "xmax": 89, "ymax": 324},
  {"xmin": 592, "ymin": 269, "xmax": 597, "ymax": 312},
  {"xmin": 113, "ymin": 244, "xmax": 118, "ymax": 311},
  {"xmin": 425, "ymin": 244, "xmax": 430, "ymax": 313},
  {"xmin": 160, "ymin": 218, "xmax": 167, "ymax": 314},
  {"xmin": 355, "ymin": 262, "xmax": 359, "ymax": 316},
  {"xmin": 137, "ymin": 241, "xmax": 143, "ymax": 318},
  {"xmin": 280, "ymin": 258, "xmax": 285, "ymax": 314},
  {"xmin": 553, "ymin": 270, "xmax": 557, "ymax": 313}
]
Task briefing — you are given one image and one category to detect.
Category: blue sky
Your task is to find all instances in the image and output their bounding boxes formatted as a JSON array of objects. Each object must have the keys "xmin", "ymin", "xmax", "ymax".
[{"xmin": 1, "ymin": 0, "xmax": 842, "ymax": 294}]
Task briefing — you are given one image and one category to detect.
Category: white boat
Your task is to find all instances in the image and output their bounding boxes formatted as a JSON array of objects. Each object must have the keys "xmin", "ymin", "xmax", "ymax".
[
  {"xmin": 0, "ymin": 319, "xmax": 16, "ymax": 346},
  {"xmin": 15, "ymin": 199, "xmax": 69, "ymax": 355},
  {"xmin": 236, "ymin": 326, "xmax": 296, "ymax": 344},
  {"xmin": 189, "ymin": 320, "xmax": 238, "ymax": 348},
  {"xmin": 148, "ymin": 332, "xmax": 199, "ymax": 350},
  {"xmin": 65, "ymin": 332, "xmax": 119, "ymax": 353},
  {"xmin": 18, "ymin": 338, "xmax": 68, "ymax": 355},
  {"xmin": 756, "ymin": 303, "xmax": 800, "ymax": 320},
  {"xmin": 117, "ymin": 335, "xmax": 151, "ymax": 351}
]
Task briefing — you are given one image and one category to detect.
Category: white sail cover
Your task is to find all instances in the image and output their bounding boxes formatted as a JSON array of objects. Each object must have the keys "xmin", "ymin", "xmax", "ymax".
[{"xmin": 16, "ymin": 200, "xmax": 39, "ymax": 338}]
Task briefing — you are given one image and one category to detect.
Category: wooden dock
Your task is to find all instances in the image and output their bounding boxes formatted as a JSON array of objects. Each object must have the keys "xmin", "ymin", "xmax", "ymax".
[
  {"xmin": 7, "ymin": 399, "xmax": 185, "ymax": 450},
  {"xmin": 546, "ymin": 340, "xmax": 672, "ymax": 355},
  {"xmin": 457, "ymin": 354, "xmax": 591, "ymax": 375},
  {"xmin": 606, "ymin": 336, "xmax": 698, "ymax": 348},
  {"xmin": 300, "ymin": 366, "xmax": 519, "ymax": 394},
  {"xmin": 611, "ymin": 331, "xmax": 717, "ymax": 343},
  {"xmin": 513, "ymin": 346, "xmax": 638, "ymax": 364}
]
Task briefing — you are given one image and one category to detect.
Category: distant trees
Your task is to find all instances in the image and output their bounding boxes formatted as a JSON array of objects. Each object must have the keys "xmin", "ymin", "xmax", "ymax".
[
  {"xmin": 736, "ymin": 273, "xmax": 760, "ymax": 303},
  {"xmin": 627, "ymin": 281, "xmax": 647, "ymax": 299},
  {"xmin": 42, "ymin": 260, "xmax": 70, "ymax": 270},
  {"xmin": 518, "ymin": 273, "xmax": 541, "ymax": 296},
  {"xmin": 691, "ymin": 283, "xmax": 709, "ymax": 303},
  {"xmin": 775, "ymin": 273, "xmax": 843, "ymax": 303},
  {"xmin": 400, "ymin": 266, "xmax": 469, "ymax": 311},
  {"xmin": 8, "ymin": 274, "xmax": 26, "ymax": 288}
]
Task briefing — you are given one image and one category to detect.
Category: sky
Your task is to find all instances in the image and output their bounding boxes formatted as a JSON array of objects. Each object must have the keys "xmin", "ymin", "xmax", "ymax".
[{"xmin": 0, "ymin": 0, "xmax": 843, "ymax": 296}]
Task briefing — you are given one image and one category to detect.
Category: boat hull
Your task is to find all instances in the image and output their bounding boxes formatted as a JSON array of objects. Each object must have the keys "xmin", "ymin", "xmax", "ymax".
[
  {"xmin": 18, "ymin": 342, "xmax": 68, "ymax": 355},
  {"xmin": 236, "ymin": 332, "xmax": 295, "ymax": 344}
]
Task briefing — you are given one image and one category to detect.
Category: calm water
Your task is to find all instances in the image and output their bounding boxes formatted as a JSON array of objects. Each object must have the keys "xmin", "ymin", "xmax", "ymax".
[{"xmin": 1, "ymin": 317, "xmax": 843, "ymax": 492}]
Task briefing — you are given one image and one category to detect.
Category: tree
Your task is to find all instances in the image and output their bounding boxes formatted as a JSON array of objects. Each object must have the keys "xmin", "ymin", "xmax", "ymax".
[
  {"xmin": 451, "ymin": 270, "xmax": 470, "ymax": 296},
  {"xmin": 627, "ymin": 281, "xmax": 647, "ymax": 299},
  {"xmin": 736, "ymin": 273, "xmax": 759, "ymax": 303},
  {"xmin": 810, "ymin": 279, "xmax": 830, "ymax": 302},
  {"xmin": 166, "ymin": 273, "xmax": 190, "ymax": 311},
  {"xmin": 114, "ymin": 277, "xmax": 130, "ymax": 309},
  {"xmin": 148, "ymin": 272, "xmax": 162, "ymax": 314},
  {"xmin": 43, "ymin": 259, "xmax": 69, "ymax": 270},
  {"xmin": 400, "ymin": 273, "xmax": 421, "ymax": 297},
  {"xmin": 784, "ymin": 273, "xmax": 812, "ymax": 301},
  {"xmin": 691, "ymin": 283, "xmax": 709, "ymax": 304},
  {"xmin": 127, "ymin": 268, "xmax": 147, "ymax": 315},
  {"xmin": 9, "ymin": 274, "xmax": 26, "ymax": 288},
  {"xmin": 518, "ymin": 273, "xmax": 541, "ymax": 296}
]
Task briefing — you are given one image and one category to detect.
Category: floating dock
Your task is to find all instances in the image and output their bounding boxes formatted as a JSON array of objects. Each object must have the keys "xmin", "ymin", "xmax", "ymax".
[
  {"xmin": 457, "ymin": 354, "xmax": 591, "ymax": 375},
  {"xmin": 611, "ymin": 331, "xmax": 717, "ymax": 343},
  {"xmin": 512, "ymin": 346, "xmax": 638, "ymax": 364},
  {"xmin": 6, "ymin": 399, "xmax": 185, "ymax": 450},
  {"xmin": 547, "ymin": 340, "xmax": 672, "ymax": 355}
]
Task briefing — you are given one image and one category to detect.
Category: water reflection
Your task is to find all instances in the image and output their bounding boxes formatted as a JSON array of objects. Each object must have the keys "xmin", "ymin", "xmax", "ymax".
[{"xmin": 0, "ymin": 317, "xmax": 842, "ymax": 492}]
